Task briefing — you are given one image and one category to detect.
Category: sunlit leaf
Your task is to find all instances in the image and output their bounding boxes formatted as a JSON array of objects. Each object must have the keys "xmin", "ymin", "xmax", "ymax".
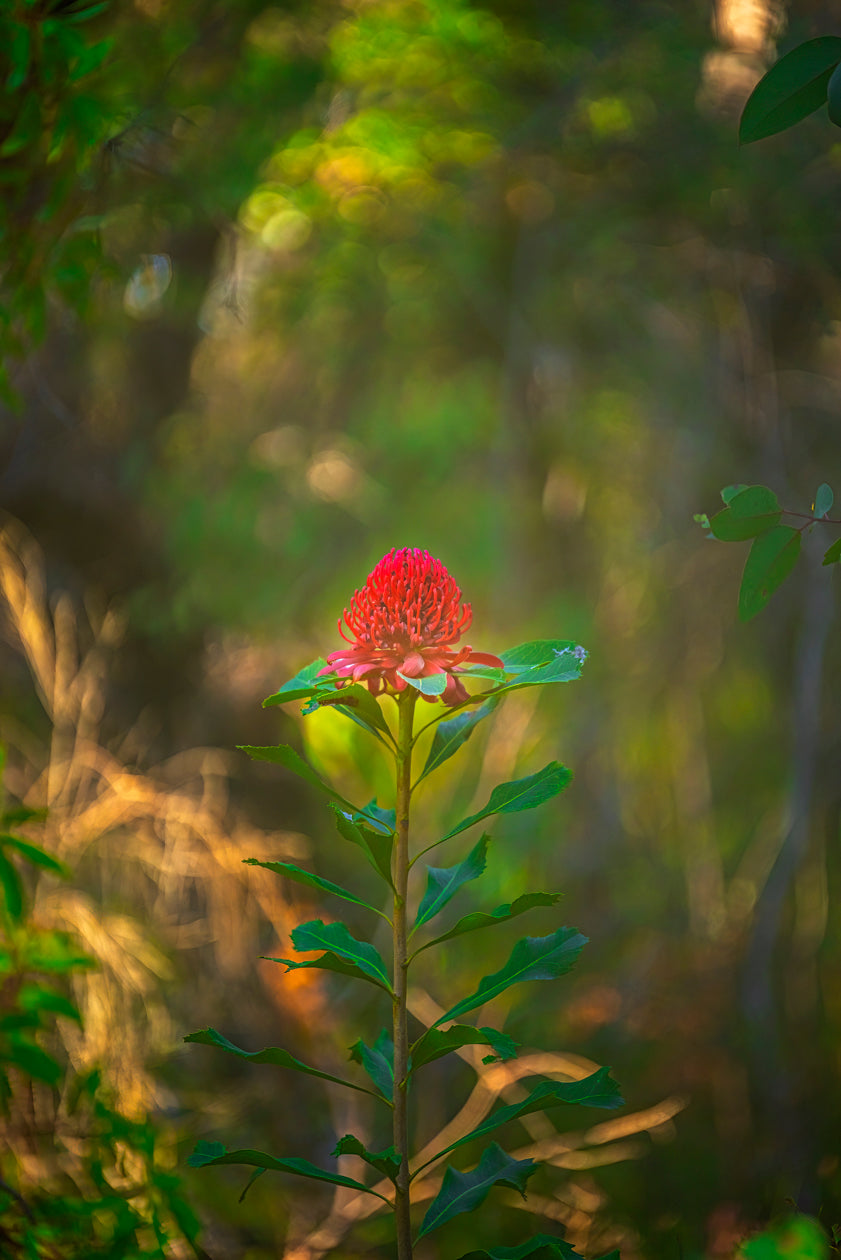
[
  {"xmin": 262, "ymin": 658, "xmax": 330, "ymax": 707},
  {"xmin": 349, "ymin": 1030, "xmax": 394, "ymax": 1100},
  {"xmin": 440, "ymin": 763, "xmax": 572, "ymax": 843},
  {"xmin": 417, "ymin": 1143, "xmax": 536, "ymax": 1239},
  {"xmin": 738, "ymin": 526, "xmax": 801, "ymax": 621},
  {"xmin": 332, "ymin": 1133, "xmax": 401, "ymax": 1181},
  {"xmin": 709, "ymin": 486, "xmax": 781, "ymax": 541},
  {"xmin": 184, "ymin": 1027, "xmax": 381, "ymax": 1098},
  {"xmin": 238, "ymin": 744, "xmax": 355, "ymax": 810},
  {"xmin": 187, "ymin": 1141, "xmax": 389, "ymax": 1201},
  {"xmin": 243, "ymin": 858, "xmax": 383, "ymax": 918},
  {"xmin": 413, "ymin": 836, "xmax": 489, "ymax": 931},
  {"xmin": 739, "ymin": 37, "xmax": 841, "ymax": 143},
  {"xmin": 410, "ymin": 1024, "xmax": 519, "ymax": 1072},
  {"xmin": 416, "ymin": 893, "xmax": 562, "ymax": 955},
  {"xmin": 437, "ymin": 927, "xmax": 587, "ymax": 1025},
  {"xmin": 398, "ymin": 670, "xmax": 447, "ymax": 695},
  {"xmin": 418, "ymin": 699, "xmax": 500, "ymax": 782},
  {"xmin": 497, "ymin": 640, "xmax": 588, "ymax": 689},
  {"xmin": 315, "ymin": 683, "xmax": 393, "ymax": 740}
]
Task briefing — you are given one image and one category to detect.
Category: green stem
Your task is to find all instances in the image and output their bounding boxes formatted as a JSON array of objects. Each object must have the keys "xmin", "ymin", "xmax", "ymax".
[{"xmin": 393, "ymin": 688, "xmax": 416, "ymax": 1260}]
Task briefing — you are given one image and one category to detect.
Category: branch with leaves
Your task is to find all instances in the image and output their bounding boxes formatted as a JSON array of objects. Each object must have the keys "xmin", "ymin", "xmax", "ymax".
[{"xmin": 186, "ymin": 548, "xmax": 620, "ymax": 1260}]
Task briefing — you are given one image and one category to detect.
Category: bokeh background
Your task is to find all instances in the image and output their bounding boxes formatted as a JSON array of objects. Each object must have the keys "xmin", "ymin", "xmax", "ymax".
[{"xmin": 1, "ymin": 0, "xmax": 840, "ymax": 1256}]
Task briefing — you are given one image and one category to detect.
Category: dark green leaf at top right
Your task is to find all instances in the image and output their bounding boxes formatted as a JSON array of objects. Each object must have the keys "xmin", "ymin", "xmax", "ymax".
[{"xmin": 739, "ymin": 37, "xmax": 841, "ymax": 143}]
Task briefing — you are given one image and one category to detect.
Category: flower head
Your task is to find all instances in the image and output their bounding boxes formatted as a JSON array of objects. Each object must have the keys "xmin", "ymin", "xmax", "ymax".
[{"xmin": 321, "ymin": 548, "xmax": 503, "ymax": 705}]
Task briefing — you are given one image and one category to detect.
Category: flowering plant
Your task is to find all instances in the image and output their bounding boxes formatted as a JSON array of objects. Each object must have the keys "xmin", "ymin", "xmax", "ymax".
[{"xmin": 186, "ymin": 549, "xmax": 621, "ymax": 1260}]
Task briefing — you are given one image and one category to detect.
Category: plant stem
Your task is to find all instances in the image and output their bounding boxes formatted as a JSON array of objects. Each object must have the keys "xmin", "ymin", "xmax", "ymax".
[{"xmin": 393, "ymin": 688, "xmax": 416, "ymax": 1260}]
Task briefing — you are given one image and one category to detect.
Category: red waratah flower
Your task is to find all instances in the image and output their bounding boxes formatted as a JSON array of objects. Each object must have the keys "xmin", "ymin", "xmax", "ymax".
[{"xmin": 321, "ymin": 548, "xmax": 504, "ymax": 706}]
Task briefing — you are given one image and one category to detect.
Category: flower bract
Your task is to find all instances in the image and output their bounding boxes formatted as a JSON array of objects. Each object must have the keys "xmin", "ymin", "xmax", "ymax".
[{"xmin": 321, "ymin": 548, "xmax": 503, "ymax": 705}]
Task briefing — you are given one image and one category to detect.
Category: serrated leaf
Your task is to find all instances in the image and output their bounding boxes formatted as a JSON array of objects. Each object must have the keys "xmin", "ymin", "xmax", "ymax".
[
  {"xmin": 332, "ymin": 1133, "xmax": 401, "ymax": 1181},
  {"xmin": 243, "ymin": 858, "xmax": 382, "ymax": 919},
  {"xmin": 419, "ymin": 699, "xmax": 500, "ymax": 782},
  {"xmin": 262, "ymin": 659, "xmax": 329, "ymax": 707},
  {"xmin": 0, "ymin": 851, "xmax": 24, "ymax": 920},
  {"xmin": 184, "ymin": 1027, "xmax": 381, "ymax": 1099},
  {"xmin": 822, "ymin": 538, "xmax": 841, "ymax": 566},
  {"xmin": 738, "ymin": 526, "xmax": 801, "ymax": 621},
  {"xmin": 457, "ymin": 1234, "xmax": 579, "ymax": 1259},
  {"xmin": 0, "ymin": 834, "xmax": 67, "ymax": 876},
  {"xmin": 330, "ymin": 804, "xmax": 394, "ymax": 887},
  {"xmin": 440, "ymin": 763, "xmax": 572, "ymax": 844},
  {"xmin": 437, "ymin": 927, "xmax": 587, "ymax": 1025},
  {"xmin": 416, "ymin": 893, "xmax": 562, "ymax": 956},
  {"xmin": 413, "ymin": 836, "xmax": 489, "ymax": 931},
  {"xmin": 186, "ymin": 1142, "xmax": 388, "ymax": 1200},
  {"xmin": 410, "ymin": 1025, "xmax": 520, "ymax": 1072},
  {"xmin": 417, "ymin": 1143, "xmax": 536, "ymax": 1239},
  {"xmin": 421, "ymin": 1069, "xmax": 623, "ymax": 1170},
  {"xmin": 709, "ymin": 486, "xmax": 781, "ymax": 541},
  {"xmin": 291, "ymin": 919, "xmax": 391, "ymax": 990},
  {"xmin": 355, "ymin": 799, "xmax": 396, "ymax": 834},
  {"xmin": 348, "ymin": 1030, "xmax": 394, "ymax": 1100},
  {"xmin": 814, "ymin": 483, "xmax": 834, "ymax": 518},
  {"xmin": 739, "ymin": 37, "xmax": 841, "ymax": 144},
  {"xmin": 238, "ymin": 745, "xmax": 355, "ymax": 810},
  {"xmin": 267, "ymin": 950, "xmax": 392, "ymax": 991},
  {"xmin": 398, "ymin": 671, "xmax": 448, "ymax": 696},
  {"xmin": 721, "ymin": 484, "xmax": 749, "ymax": 504}
]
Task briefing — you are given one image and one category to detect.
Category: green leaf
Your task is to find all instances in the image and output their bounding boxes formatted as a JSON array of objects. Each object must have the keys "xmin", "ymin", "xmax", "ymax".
[
  {"xmin": 440, "ymin": 763, "xmax": 572, "ymax": 844},
  {"xmin": 238, "ymin": 745, "xmax": 355, "ymax": 810},
  {"xmin": 497, "ymin": 640, "xmax": 588, "ymax": 689},
  {"xmin": 739, "ymin": 1214, "xmax": 831, "ymax": 1260},
  {"xmin": 0, "ymin": 91, "xmax": 40, "ymax": 157},
  {"xmin": 413, "ymin": 836, "xmax": 489, "ymax": 931},
  {"xmin": 419, "ymin": 699, "xmax": 500, "ymax": 782},
  {"xmin": 814, "ymin": 483, "xmax": 834, "ymax": 518},
  {"xmin": 410, "ymin": 1025, "xmax": 520, "ymax": 1072},
  {"xmin": 829, "ymin": 62, "xmax": 841, "ymax": 127},
  {"xmin": 1, "ymin": 806, "xmax": 48, "ymax": 826},
  {"xmin": 18, "ymin": 983, "xmax": 81, "ymax": 1023},
  {"xmin": 398, "ymin": 671, "xmax": 447, "ymax": 696},
  {"xmin": 348, "ymin": 1030, "xmax": 394, "ymax": 1100},
  {"xmin": 291, "ymin": 919, "xmax": 392, "ymax": 990},
  {"xmin": 330, "ymin": 805, "xmax": 394, "ymax": 887},
  {"xmin": 262, "ymin": 659, "xmax": 330, "ymax": 707},
  {"xmin": 0, "ymin": 834, "xmax": 67, "ymax": 876},
  {"xmin": 186, "ymin": 1141, "xmax": 389, "ymax": 1201},
  {"xmin": 315, "ymin": 683, "xmax": 393, "ymax": 740},
  {"xmin": 69, "ymin": 36, "xmax": 112, "ymax": 82},
  {"xmin": 417, "ymin": 1143, "xmax": 536, "ymax": 1239},
  {"xmin": 8, "ymin": 1038, "xmax": 62, "ymax": 1085},
  {"xmin": 0, "ymin": 851, "xmax": 24, "ymax": 920},
  {"xmin": 738, "ymin": 526, "xmax": 802, "ymax": 621},
  {"xmin": 437, "ymin": 927, "xmax": 587, "ymax": 1025},
  {"xmin": 183, "ymin": 1027, "xmax": 381, "ymax": 1099},
  {"xmin": 422, "ymin": 1070, "xmax": 623, "ymax": 1168},
  {"xmin": 456, "ymin": 1234, "xmax": 579, "ymax": 1259},
  {"xmin": 6, "ymin": 23, "xmax": 31, "ymax": 92},
  {"xmin": 355, "ymin": 799, "xmax": 396, "ymax": 834},
  {"xmin": 739, "ymin": 37, "xmax": 841, "ymax": 144},
  {"xmin": 822, "ymin": 538, "xmax": 841, "ymax": 566},
  {"xmin": 721, "ymin": 484, "xmax": 749, "ymax": 504},
  {"xmin": 243, "ymin": 858, "xmax": 383, "ymax": 919},
  {"xmin": 332, "ymin": 1133, "xmax": 401, "ymax": 1181},
  {"xmin": 709, "ymin": 486, "xmax": 781, "ymax": 541},
  {"xmin": 416, "ymin": 893, "xmax": 562, "ymax": 956}
]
